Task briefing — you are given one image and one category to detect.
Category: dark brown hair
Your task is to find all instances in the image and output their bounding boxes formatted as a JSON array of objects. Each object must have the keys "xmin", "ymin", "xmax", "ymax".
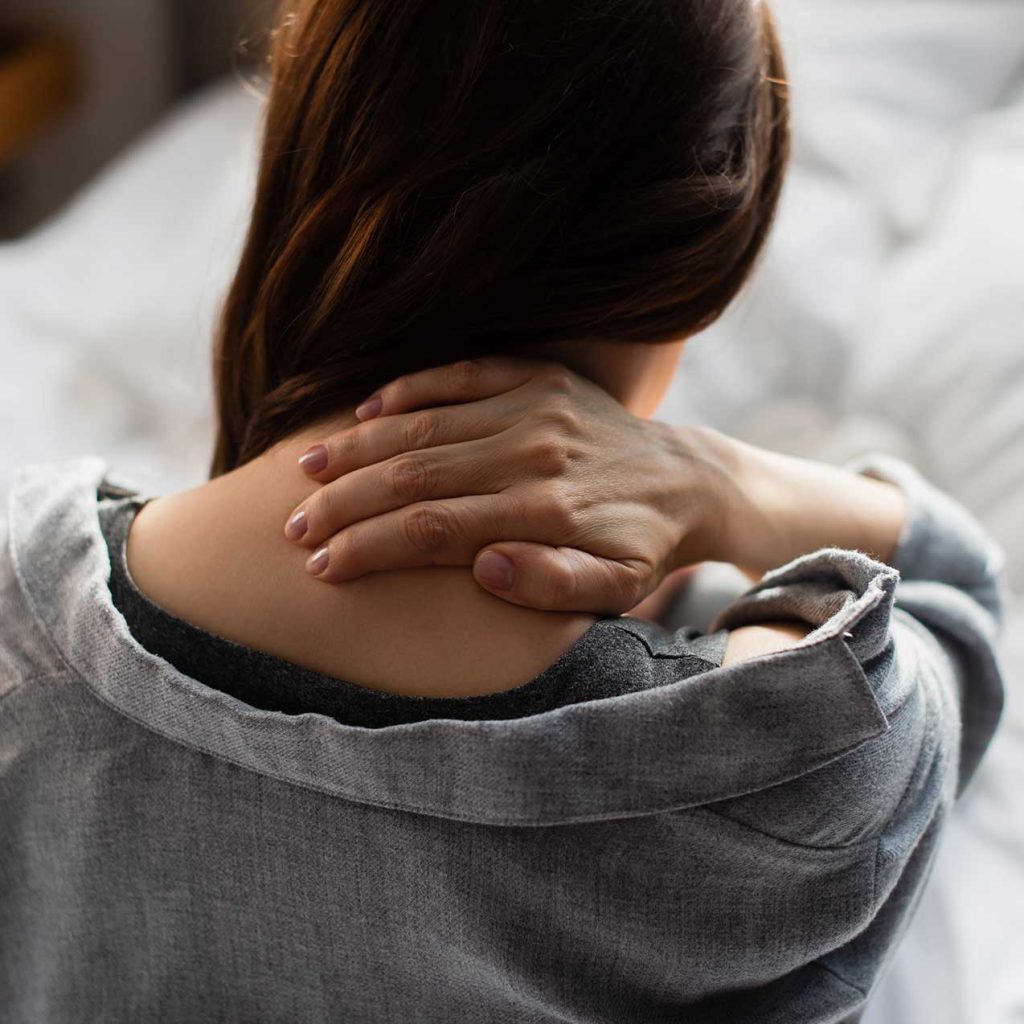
[{"xmin": 211, "ymin": 0, "xmax": 790, "ymax": 477}]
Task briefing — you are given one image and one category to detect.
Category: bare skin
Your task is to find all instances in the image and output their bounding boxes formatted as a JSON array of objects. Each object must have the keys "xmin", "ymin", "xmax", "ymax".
[
  {"xmin": 126, "ymin": 430, "xmax": 597, "ymax": 698},
  {"xmin": 129, "ymin": 348, "xmax": 681, "ymax": 697},
  {"xmin": 127, "ymin": 357, "xmax": 907, "ymax": 696}
]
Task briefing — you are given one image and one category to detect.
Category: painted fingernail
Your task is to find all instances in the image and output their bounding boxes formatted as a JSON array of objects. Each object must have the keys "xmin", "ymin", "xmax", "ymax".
[
  {"xmin": 306, "ymin": 547, "xmax": 329, "ymax": 576},
  {"xmin": 475, "ymin": 551, "xmax": 515, "ymax": 591},
  {"xmin": 298, "ymin": 444, "xmax": 328, "ymax": 474},
  {"xmin": 355, "ymin": 394, "xmax": 383, "ymax": 421},
  {"xmin": 284, "ymin": 508, "xmax": 308, "ymax": 541}
]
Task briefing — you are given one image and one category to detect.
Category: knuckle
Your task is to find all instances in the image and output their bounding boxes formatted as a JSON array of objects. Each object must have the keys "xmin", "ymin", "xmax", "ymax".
[
  {"xmin": 540, "ymin": 486, "xmax": 578, "ymax": 534},
  {"xmin": 403, "ymin": 412, "xmax": 441, "ymax": 451},
  {"xmin": 616, "ymin": 568, "xmax": 649, "ymax": 609},
  {"xmin": 551, "ymin": 504, "xmax": 579, "ymax": 537},
  {"xmin": 541, "ymin": 405, "xmax": 582, "ymax": 437},
  {"xmin": 308, "ymin": 484, "xmax": 342, "ymax": 534},
  {"xmin": 379, "ymin": 375, "xmax": 407, "ymax": 408},
  {"xmin": 388, "ymin": 456, "xmax": 433, "ymax": 502},
  {"xmin": 447, "ymin": 358, "xmax": 482, "ymax": 394},
  {"xmin": 403, "ymin": 505, "xmax": 456, "ymax": 553},
  {"xmin": 541, "ymin": 562, "xmax": 577, "ymax": 608},
  {"xmin": 331, "ymin": 430, "xmax": 359, "ymax": 464},
  {"xmin": 324, "ymin": 532, "xmax": 359, "ymax": 580},
  {"xmin": 528, "ymin": 436, "xmax": 571, "ymax": 477},
  {"xmin": 540, "ymin": 365, "xmax": 576, "ymax": 396}
]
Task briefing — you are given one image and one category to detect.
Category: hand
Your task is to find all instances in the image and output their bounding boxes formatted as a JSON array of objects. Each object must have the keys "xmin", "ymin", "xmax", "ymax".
[
  {"xmin": 284, "ymin": 358, "xmax": 729, "ymax": 614},
  {"xmin": 627, "ymin": 566, "xmax": 700, "ymax": 623}
]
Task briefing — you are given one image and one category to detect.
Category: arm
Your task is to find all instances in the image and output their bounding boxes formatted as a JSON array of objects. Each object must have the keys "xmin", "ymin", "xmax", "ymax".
[
  {"xmin": 283, "ymin": 359, "xmax": 910, "ymax": 613},
  {"xmin": 721, "ymin": 620, "xmax": 813, "ymax": 667},
  {"xmin": 704, "ymin": 452, "xmax": 1005, "ymax": 855},
  {"xmin": 284, "ymin": 360, "xmax": 1004, "ymax": 942},
  {"xmin": 689, "ymin": 435, "xmax": 911, "ymax": 666},
  {"xmin": 714, "ymin": 436, "xmax": 909, "ymax": 577},
  {"xmin": 285, "ymin": 356, "xmax": 1005, "ymax": 771},
  {"xmin": 282, "ymin": 358, "xmax": 918, "ymax": 668}
]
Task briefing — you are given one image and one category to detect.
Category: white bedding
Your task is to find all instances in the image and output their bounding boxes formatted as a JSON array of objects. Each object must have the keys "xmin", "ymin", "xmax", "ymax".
[
  {"xmin": 2, "ymin": 2, "xmax": 1022, "ymax": 1020},
  {"xmin": 0, "ymin": 83, "xmax": 259, "ymax": 496}
]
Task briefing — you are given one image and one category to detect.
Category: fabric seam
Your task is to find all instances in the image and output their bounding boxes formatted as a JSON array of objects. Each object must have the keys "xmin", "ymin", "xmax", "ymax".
[
  {"xmin": 689, "ymin": 803, "xmax": 880, "ymax": 856},
  {"xmin": 0, "ymin": 669, "xmax": 82, "ymax": 714},
  {"xmin": 812, "ymin": 960, "xmax": 868, "ymax": 1000},
  {"xmin": 606, "ymin": 621, "xmax": 720, "ymax": 667}
]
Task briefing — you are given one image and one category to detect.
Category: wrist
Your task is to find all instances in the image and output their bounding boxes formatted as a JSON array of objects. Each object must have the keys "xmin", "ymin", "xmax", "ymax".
[
  {"xmin": 704, "ymin": 432, "xmax": 786, "ymax": 573},
  {"xmin": 662, "ymin": 424, "xmax": 747, "ymax": 570}
]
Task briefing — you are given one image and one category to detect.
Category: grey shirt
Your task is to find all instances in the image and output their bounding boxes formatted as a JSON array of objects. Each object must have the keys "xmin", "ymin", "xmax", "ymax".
[{"xmin": 0, "ymin": 453, "xmax": 1006, "ymax": 1023}]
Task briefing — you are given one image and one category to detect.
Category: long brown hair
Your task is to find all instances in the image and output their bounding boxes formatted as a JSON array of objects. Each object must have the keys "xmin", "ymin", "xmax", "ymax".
[{"xmin": 211, "ymin": 0, "xmax": 790, "ymax": 477}]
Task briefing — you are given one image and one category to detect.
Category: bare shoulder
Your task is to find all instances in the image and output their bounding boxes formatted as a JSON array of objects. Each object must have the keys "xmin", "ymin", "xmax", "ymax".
[
  {"xmin": 124, "ymin": 485, "xmax": 599, "ymax": 699},
  {"xmin": 721, "ymin": 621, "xmax": 813, "ymax": 667}
]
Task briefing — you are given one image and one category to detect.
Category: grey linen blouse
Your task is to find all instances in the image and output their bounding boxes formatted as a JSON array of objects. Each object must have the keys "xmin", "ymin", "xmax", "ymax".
[{"xmin": 0, "ymin": 453, "xmax": 1006, "ymax": 1024}]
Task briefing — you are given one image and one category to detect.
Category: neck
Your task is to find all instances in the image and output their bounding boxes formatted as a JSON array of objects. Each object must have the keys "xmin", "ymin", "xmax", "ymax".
[{"xmin": 124, "ymin": 413, "xmax": 597, "ymax": 697}]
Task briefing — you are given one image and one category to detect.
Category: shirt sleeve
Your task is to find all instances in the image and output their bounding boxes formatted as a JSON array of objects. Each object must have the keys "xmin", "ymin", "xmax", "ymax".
[
  {"xmin": 676, "ymin": 455, "xmax": 1007, "ymax": 1003},
  {"xmin": 842, "ymin": 452, "xmax": 1006, "ymax": 793},
  {"xmin": 706, "ymin": 452, "xmax": 1006, "ymax": 834}
]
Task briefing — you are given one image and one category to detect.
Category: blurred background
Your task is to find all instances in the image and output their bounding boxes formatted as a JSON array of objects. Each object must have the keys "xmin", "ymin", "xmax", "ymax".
[
  {"xmin": 0, "ymin": 0, "xmax": 260, "ymax": 235},
  {"xmin": 1, "ymin": 1, "xmax": 1022, "ymax": 1022}
]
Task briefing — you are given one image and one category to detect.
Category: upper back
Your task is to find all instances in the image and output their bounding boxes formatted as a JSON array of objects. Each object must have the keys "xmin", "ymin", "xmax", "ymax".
[{"xmin": 122, "ymin": 454, "xmax": 598, "ymax": 698}]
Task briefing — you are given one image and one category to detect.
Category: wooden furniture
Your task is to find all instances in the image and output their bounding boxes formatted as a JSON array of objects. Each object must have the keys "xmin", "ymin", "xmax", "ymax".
[{"xmin": 0, "ymin": 32, "xmax": 80, "ymax": 169}]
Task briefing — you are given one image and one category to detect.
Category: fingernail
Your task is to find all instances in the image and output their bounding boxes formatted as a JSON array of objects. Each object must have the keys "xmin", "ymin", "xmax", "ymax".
[
  {"xmin": 284, "ymin": 508, "xmax": 308, "ymax": 541},
  {"xmin": 306, "ymin": 547, "xmax": 329, "ymax": 576},
  {"xmin": 298, "ymin": 444, "xmax": 328, "ymax": 474},
  {"xmin": 355, "ymin": 394, "xmax": 383, "ymax": 421},
  {"xmin": 475, "ymin": 551, "xmax": 515, "ymax": 591}
]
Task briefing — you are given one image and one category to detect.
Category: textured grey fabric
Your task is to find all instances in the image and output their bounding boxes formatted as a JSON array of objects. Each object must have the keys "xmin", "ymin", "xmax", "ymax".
[{"xmin": 0, "ymin": 453, "xmax": 1006, "ymax": 1023}]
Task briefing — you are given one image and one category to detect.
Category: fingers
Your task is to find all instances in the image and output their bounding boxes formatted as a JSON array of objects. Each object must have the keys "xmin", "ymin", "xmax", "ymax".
[
  {"xmin": 288, "ymin": 438, "xmax": 511, "ymax": 550},
  {"xmin": 304, "ymin": 494, "xmax": 528, "ymax": 583},
  {"xmin": 299, "ymin": 395, "xmax": 522, "ymax": 484},
  {"xmin": 355, "ymin": 357, "xmax": 555, "ymax": 421},
  {"xmin": 472, "ymin": 543, "xmax": 654, "ymax": 616},
  {"xmin": 628, "ymin": 566, "xmax": 699, "ymax": 622}
]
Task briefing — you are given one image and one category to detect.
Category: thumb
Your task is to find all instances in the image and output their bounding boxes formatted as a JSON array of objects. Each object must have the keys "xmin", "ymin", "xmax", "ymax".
[{"xmin": 472, "ymin": 543, "xmax": 652, "ymax": 615}]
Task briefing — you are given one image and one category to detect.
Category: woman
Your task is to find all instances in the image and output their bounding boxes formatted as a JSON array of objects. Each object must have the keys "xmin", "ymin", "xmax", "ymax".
[{"xmin": 0, "ymin": 1, "xmax": 1005, "ymax": 1022}]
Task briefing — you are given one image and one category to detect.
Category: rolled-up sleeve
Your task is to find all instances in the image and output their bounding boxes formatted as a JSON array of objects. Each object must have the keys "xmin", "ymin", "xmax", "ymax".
[
  {"xmin": 845, "ymin": 453, "xmax": 1006, "ymax": 793},
  {"xmin": 706, "ymin": 453, "xmax": 1006, "ymax": 849}
]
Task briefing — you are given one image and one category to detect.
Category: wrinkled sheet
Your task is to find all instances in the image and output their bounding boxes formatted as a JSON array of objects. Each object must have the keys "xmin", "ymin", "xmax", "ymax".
[{"xmin": 1, "ymin": 2, "xmax": 1022, "ymax": 1020}]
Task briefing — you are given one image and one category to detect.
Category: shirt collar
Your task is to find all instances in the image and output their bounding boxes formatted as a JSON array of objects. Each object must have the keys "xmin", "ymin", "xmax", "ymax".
[{"xmin": 9, "ymin": 456, "xmax": 888, "ymax": 826}]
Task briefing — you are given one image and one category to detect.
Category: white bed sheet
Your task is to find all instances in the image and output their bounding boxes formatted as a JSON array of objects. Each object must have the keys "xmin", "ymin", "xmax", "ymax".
[
  {"xmin": 1, "ymin": 3, "xmax": 1022, "ymax": 1020},
  {"xmin": 0, "ymin": 82, "xmax": 259, "ymax": 497}
]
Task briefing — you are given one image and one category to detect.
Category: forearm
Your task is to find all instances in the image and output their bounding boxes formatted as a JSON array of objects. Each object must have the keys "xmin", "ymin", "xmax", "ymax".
[{"xmin": 690, "ymin": 428, "xmax": 909, "ymax": 577}]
